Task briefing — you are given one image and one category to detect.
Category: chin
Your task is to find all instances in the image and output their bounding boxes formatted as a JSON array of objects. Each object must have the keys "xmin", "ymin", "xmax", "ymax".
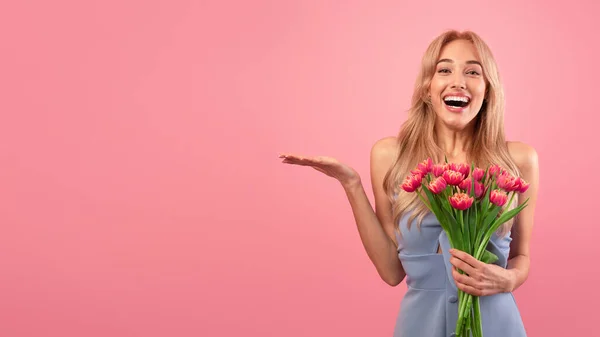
[{"xmin": 437, "ymin": 112, "xmax": 476, "ymax": 131}]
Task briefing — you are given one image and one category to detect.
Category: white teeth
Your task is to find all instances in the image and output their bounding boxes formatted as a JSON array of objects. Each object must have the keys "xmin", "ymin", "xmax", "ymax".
[{"xmin": 444, "ymin": 96, "xmax": 469, "ymax": 103}]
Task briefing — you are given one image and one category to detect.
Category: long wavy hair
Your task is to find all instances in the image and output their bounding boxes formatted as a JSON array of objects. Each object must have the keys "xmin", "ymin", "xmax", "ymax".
[{"xmin": 384, "ymin": 30, "xmax": 521, "ymax": 238}]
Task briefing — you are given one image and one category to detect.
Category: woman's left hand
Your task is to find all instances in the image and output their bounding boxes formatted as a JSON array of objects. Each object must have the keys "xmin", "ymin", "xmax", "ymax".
[{"xmin": 449, "ymin": 248, "xmax": 515, "ymax": 296}]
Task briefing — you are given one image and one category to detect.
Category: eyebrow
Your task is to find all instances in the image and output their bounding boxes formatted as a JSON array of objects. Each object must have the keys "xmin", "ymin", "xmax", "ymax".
[{"xmin": 437, "ymin": 59, "xmax": 482, "ymax": 67}]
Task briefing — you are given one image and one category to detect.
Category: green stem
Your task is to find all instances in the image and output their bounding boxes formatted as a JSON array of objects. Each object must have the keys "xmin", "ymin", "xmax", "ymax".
[
  {"xmin": 457, "ymin": 292, "xmax": 473, "ymax": 336},
  {"xmin": 416, "ymin": 189, "xmax": 432, "ymax": 210},
  {"xmin": 464, "ymin": 209, "xmax": 472, "ymax": 255},
  {"xmin": 474, "ymin": 218, "xmax": 501, "ymax": 260},
  {"xmin": 456, "ymin": 210, "xmax": 469, "ymax": 253},
  {"xmin": 506, "ymin": 190, "xmax": 516, "ymax": 209},
  {"xmin": 465, "ymin": 305, "xmax": 472, "ymax": 337},
  {"xmin": 473, "ymin": 296, "xmax": 483, "ymax": 337}
]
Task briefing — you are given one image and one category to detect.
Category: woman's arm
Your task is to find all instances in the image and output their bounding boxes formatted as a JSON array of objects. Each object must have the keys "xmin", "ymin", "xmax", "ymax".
[
  {"xmin": 506, "ymin": 141, "xmax": 540, "ymax": 292},
  {"xmin": 345, "ymin": 136, "xmax": 405, "ymax": 286},
  {"xmin": 279, "ymin": 136, "xmax": 405, "ymax": 286}
]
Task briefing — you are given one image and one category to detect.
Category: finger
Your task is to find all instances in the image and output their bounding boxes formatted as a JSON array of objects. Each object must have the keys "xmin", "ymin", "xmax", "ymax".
[
  {"xmin": 281, "ymin": 157, "xmax": 310, "ymax": 165},
  {"xmin": 285, "ymin": 156, "xmax": 325, "ymax": 166},
  {"xmin": 281, "ymin": 154, "xmax": 309, "ymax": 162},
  {"xmin": 282, "ymin": 158, "xmax": 331, "ymax": 177},
  {"xmin": 450, "ymin": 249, "xmax": 483, "ymax": 269},
  {"xmin": 455, "ymin": 280, "xmax": 484, "ymax": 297},
  {"xmin": 451, "ymin": 267, "xmax": 480, "ymax": 289},
  {"xmin": 282, "ymin": 154, "xmax": 311, "ymax": 161},
  {"xmin": 449, "ymin": 256, "xmax": 477, "ymax": 276},
  {"xmin": 312, "ymin": 166, "xmax": 328, "ymax": 174}
]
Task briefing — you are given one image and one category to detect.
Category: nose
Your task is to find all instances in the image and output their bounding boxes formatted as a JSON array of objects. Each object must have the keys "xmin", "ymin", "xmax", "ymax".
[{"xmin": 451, "ymin": 73, "xmax": 466, "ymax": 89}]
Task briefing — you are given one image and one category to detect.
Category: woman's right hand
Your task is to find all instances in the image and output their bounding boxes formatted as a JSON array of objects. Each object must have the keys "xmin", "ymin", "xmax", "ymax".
[{"xmin": 278, "ymin": 153, "xmax": 361, "ymax": 189}]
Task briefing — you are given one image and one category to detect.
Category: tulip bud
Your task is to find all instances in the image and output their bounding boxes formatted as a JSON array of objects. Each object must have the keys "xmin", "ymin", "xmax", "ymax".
[
  {"xmin": 490, "ymin": 189, "xmax": 508, "ymax": 207},
  {"xmin": 449, "ymin": 192, "xmax": 474, "ymax": 210}
]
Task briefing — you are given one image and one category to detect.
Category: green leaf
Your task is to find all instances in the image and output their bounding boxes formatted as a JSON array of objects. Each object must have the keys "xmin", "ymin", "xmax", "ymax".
[
  {"xmin": 440, "ymin": 187, "xmax": 454, "ymax": 217},
  {"xmin": 440, "ymin": 204, "xmax": 463, "ymax": 250},
  {"xmin": 481, "ymin": 249, "xmax": 498, "ymax": 264},
  {"xmin": 481, "ymin": 181, "xmax": 492, "ymax": 213},
  {"xmin": 472, "ymin": 206, "xmax": 501, "ymax": 248},
  {"xmin": 482, "ymin": 205, "xmax": 502, "ymax": 228},
  {"xmin": 482, "ymin": 166, "xmax": 490, "ymax": 186},
  {"xmin": 469, "ymin": 206, "xmax": 476, "ymax": 255},
  {"xmin": 421, "ymin": 183, "xmax": 441, "ymax": 213},
  {"xmin": 460, "ymin": 210, "xmax": 470, "ymax": 254},
  {"xmin": 417, "ymin": 193, "xmax": 433, "ymax": 211},
  {"xmin": 475, "ymin": 200, "xmax": 527, "ymax": 259},
  {"xmin": 421, "ymin": 183, "xmax": 463, "ymax": 250},
  {"xmin": 421, "ymin": 183, "xmax": 450, "ymax": 233},
  {"xmin": 475, "ymin": 199, "xmax": 480, "ymax": 224},
  {"xmin": 494, "ymin": 198, "xmax": 530, "ymax": 226}
]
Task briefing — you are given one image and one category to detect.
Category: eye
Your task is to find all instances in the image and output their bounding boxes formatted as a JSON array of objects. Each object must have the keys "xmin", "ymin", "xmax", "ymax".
[
  {"xmin": 437, "ymin": 68, "xmax": 451, "ymax": 74},
  {"xmin": 467, "ymin": 70, "xmax": 481, "ymax": 76}
]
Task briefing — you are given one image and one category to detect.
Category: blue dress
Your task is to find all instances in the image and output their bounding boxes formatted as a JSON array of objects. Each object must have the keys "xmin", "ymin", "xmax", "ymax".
[{"xmin": 392, "ymin": 211, "xmax": 527, "ymax": 337}]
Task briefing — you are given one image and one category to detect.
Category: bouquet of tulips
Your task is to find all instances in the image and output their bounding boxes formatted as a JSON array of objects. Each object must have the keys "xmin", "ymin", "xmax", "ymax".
[{"xmin": 400, "ymin": 158, "xmax": 530, "ymax": 337}]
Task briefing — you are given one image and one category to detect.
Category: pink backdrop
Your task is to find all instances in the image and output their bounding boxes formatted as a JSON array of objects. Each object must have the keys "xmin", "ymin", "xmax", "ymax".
[{"xmin": 1, "ymin": 0, "xmax": 598, "ymax": 336}]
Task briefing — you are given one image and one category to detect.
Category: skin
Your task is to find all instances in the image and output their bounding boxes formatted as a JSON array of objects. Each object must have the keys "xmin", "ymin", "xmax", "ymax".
[{"xmin": 278, "ymin": 39, "xmax": 539, "ymax": 294}]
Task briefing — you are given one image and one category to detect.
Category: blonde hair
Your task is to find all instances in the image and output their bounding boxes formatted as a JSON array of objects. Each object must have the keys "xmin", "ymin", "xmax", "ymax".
[{"xmin": 384, "ymin": 30, "xmax": 521, "ymax": 238}]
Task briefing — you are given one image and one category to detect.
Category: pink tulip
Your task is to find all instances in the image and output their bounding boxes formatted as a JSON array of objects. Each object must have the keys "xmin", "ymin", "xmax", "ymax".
[
  {"xmin": 432, "ymin": 164, "xmax": 449, "ymax": 177},
  {"xmin": 473, "ymin": 167, "xmax": 485, "ymax": 181},
  {"xmin": 449, "ymin": 192, "xmax": 474, "ymax": 210},
  {"xmin": 417, "ymin": 158, "xmax": 434, "ymax": 175},
  {"xmin": 450, "ymin": 163, "xmax": 470, "ymax": 177},
  {"xmin": 488, "ymin": 164, "xmax": 505, "ymax": 178},
  {"xmin": 401, "ymin": 173, "xmax": 423, "ymax": 192},
  {"xmin": 442, "ymin": 170, "xmax": 465, "ymax": 186},
  {"xmin": 490, "ymin": 189, "xmax": 508, "ymax": 207},
  {"xmin": 515, "ymin": 177, "xmax": 530, "ymax": 193},
  {"xmin": 458, "ymin": 178, "xmax": 470, "ymax": 190},
  {"xmin": 497, "ymin": 172, "xmax": 520, "ymax": 192},
  {"xmin": 411, "ymin": 169, "xmax": 423, "ymax": 176},
  {"xmin": 459, "ymin": 178, "xmax": 485, "ymax": 198},
  {"xmin": 458, "ymin": 178, "xmax": 471, "ymax": 190},
  {"xmin": 476, "ymin": 182, "xmax": 485, "ymax": 198},
  {"xmin": 428, "ymin": 176, "xmax": 447, "ymax": 194}
]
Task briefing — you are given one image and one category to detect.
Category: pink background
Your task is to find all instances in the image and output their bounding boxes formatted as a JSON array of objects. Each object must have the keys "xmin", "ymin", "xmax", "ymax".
[{"xmin": 1, "ymin": 0, "xmax": 598, "ymax": 336}]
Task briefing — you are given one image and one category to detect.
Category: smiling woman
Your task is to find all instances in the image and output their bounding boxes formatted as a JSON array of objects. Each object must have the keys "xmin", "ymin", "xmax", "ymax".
[
  {"xmin": 280, "ymin": 30, "xmax": 538, "ymax": 337},
  {"xmin": 429, "ymin": 41, "xmax": 488, "ymax": 131}
]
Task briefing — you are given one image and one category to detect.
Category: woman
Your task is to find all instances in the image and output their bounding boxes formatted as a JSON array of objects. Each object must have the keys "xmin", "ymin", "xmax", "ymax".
[{"xmin": 279, "ymin": 30, "xmax": 539, "ymax": 337}]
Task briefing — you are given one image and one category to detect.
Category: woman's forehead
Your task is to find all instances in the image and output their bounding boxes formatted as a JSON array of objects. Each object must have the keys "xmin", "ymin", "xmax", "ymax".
[{"xmin": 438, "ymin": 40, "xmax": 480, "ymax": 62}]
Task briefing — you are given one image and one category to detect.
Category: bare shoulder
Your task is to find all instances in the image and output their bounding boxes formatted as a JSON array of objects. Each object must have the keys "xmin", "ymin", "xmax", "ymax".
[
  {"xmin": 370, "ymin": 136, "xmax": 399, "ymax": 164},
  {"xmin": 506, "ymin": 141, "xmax": 539, "ymax": 172},
  {"xmin": 370, "ymin": 136, "xmax": 399, "ymax": 189}
]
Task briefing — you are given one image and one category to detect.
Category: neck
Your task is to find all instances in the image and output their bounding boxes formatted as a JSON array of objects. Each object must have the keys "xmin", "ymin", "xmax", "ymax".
[{"xmin": 434, "ymin": 122, "xmax": 475, "ymax": 161}]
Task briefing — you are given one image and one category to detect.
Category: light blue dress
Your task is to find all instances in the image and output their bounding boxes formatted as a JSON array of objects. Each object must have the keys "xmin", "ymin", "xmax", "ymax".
[{"xmin": 393, "ymin": 211, "xmax": 527, "ymax": 337}]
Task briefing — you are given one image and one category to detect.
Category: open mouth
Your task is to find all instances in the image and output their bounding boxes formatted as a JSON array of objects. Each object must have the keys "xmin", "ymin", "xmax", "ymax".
[{"xmin": 443, "ymin": 95, "xmax": 470, "ymax": 108}]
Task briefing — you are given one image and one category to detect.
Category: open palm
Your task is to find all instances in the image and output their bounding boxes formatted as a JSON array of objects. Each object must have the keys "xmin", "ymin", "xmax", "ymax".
[{"xmin": 278, "ymin": 153, "xmax": 360, "ymax": 187}]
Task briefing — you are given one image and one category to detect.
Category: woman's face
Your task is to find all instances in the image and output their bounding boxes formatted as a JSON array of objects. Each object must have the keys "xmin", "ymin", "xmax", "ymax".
[{"xmin": 429, "ymin": 39, "xmax": 487, "ymax": 131}]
